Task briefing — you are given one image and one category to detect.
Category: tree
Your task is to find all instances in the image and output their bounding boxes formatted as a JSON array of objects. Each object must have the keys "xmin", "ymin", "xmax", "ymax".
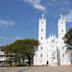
[
  {"xmin": 64, "ymin": 28, "xmax": 72, "ymax": 63},
  {"xmin": 64, "ymin": 28, "xmax": 72, "ymax": 50},
  {"xmin": 13, "ymin": 39, "xmax": 39, "ymax": 66},
  {"xmin": 4, "ymin": 39, "xmax": 39, "ymax": 66}
]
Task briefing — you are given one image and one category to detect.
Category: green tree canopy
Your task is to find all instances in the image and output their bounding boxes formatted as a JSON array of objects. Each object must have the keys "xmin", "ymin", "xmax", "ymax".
[
  {"xmin": 64, "ymin": 28, "xmax": 72, "ymax": 50},
  {"xmin": 4, "ymin": 39, "xmax": 39, "ymax": 66},
  {"xmin": 64, "ymin": 28, "xmax": 72, "ymax": 64}
]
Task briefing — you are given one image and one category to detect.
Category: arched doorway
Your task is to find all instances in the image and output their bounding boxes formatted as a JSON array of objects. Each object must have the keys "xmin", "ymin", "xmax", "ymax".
[{"xmin": 46, "ymin": 61, "xmax": 49, "ymax": 66}]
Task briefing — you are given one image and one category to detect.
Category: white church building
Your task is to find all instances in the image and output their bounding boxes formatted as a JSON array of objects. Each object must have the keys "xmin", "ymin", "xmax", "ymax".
[{"xmin": 34, "ymin": 14, "xmax": 71, "ymax": 66}]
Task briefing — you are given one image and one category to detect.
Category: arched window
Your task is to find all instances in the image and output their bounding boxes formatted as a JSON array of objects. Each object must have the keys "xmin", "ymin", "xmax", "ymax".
[
  {"xmin": 41, "ymin": 21, "xmax": 44, "ymax": 24},
  {"xmin": 61, "ymin": 22, "xmax": 63, "ymax": 24},
  {"xmin": 36, "ymin": 55, "xmax": 38, "ymax": 57},
  {"xmin": 41, "ymin": 46, "xmax": 43, "ymax": 50},
  {"xmin": 47, "ymin": 55, "xmax": 48, "ymax": 57},
  {"xmin": 41, "ymin": 36, "xmax": 43, "ymax": 40},
  {"xmin": 62, "ymin": 54, "xmax": 64, "ymax": 57},
  {"xmin": 41, "ymin": 28, "xmax": 43, "ymax": 32},
  {"xmin": 40, "ymin": 54, "xmax": 43, "ymax": 57},
  {"xmin": 62, "ymin": 47, "xmax": 64, "ymax": 50},
  {"xmin": 61, "ymin": 29, "xmax": 64, "ymax": 32}
]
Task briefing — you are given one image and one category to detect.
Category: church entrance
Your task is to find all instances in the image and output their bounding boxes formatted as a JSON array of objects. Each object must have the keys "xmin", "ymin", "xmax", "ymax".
[{"xmin": 46, "ymin": 61, "xmax": 49, "ymax": 66}]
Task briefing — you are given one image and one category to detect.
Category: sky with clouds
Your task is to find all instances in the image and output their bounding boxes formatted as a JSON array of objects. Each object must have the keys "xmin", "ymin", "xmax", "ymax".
[{"xmin": 0, "ymin": 0, "xmax": 72, "ymax": 45}]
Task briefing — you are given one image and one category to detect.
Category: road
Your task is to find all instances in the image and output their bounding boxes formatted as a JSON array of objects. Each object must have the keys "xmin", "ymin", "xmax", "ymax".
[{"xmin": 0, "ymin": 65, "xmax": 72, "ymax": 72}]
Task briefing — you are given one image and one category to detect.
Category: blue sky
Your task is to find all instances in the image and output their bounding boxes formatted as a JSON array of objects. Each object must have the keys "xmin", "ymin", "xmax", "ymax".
[{"xmin": 0, "ymin": 0, "xmax": 72, "ymax": 45}]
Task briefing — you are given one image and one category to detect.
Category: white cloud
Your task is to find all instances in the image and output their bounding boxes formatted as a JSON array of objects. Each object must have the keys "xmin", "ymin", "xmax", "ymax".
[
  {"xmin": 24, "ymin": 0, "xmax": 46, "ymax": 11},
  {"xmin": 64, "ymin": 10, "xmax": 72, "ymax": 22},
  {"xmin": 0, "ymin": 19, "xmax": 15, "ymax": 27},
  {"xmin": 33, "ymin": 4, "xmax": 46, "ymax": 11},
  {"xmin": 15, "ymin": 36, "xmax": 23, "ymax": 40}
]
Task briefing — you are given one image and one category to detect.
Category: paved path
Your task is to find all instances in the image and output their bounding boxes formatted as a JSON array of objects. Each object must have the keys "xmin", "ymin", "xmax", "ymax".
[{"xmin": 0, "ymin": 66, "xmax": 72, "ymax": 72}]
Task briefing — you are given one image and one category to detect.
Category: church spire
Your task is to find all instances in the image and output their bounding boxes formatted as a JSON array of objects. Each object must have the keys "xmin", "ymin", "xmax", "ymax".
[
  {"xmin": 38, "ymin": 14, "xmax": 46, "ymax": 43},
  {"xmin": 58, "ymin": 15, "xmax": 66, "ymax": 40}
]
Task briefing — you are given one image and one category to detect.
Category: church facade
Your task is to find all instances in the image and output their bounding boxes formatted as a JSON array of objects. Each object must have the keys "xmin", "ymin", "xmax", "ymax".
[{"xmin": 34, "ymin": 14, "xmax": 71, "ymax": 66}]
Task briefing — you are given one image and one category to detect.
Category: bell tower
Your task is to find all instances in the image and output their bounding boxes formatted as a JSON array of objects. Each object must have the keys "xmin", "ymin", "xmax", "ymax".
[
  {"xmin": 38, "ymin": 14, "xmax": 46, "ymax": 43},
  {"xmin": 58, "ymin": 15, "xmax": 66, "ymax": 40}
]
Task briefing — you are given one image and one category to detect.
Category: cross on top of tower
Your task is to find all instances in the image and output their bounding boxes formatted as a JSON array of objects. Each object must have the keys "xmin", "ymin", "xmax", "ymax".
[
  {"xmin": 60, "ymin": 14, "xmax": 66, "ymax": 21},
  {"xmin": 60, "ymin": 15, "xmax": 64, "ymax": 19},
  {"xmin": 41, "ymin": 13, "xmax": 45, "ymax": 19}
]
